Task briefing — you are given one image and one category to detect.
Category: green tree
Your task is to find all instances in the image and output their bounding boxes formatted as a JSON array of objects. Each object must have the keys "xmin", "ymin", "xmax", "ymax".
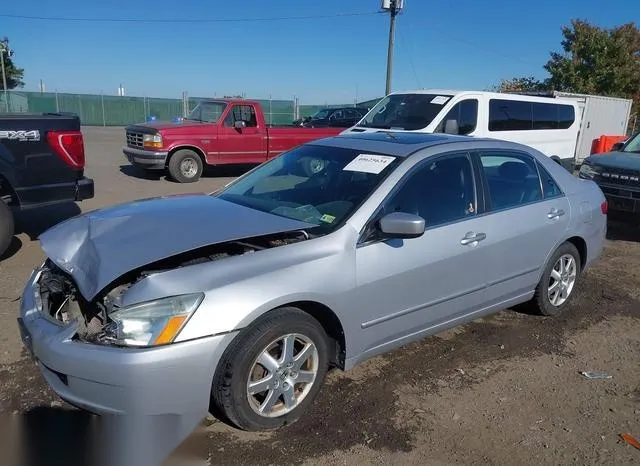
[
  {"xmin": 493, "ymin": 20, "xmax": 640, "ymax": 132},
  {"xmin": 0, "ymin": 37, "xmax": 25, "ymax": 89},
  {"xmin": 544, "ymin": 20, "xmax": 639, "ymax": 99},
  {"xmin": 489, "ymin": 76, "xmax": 549, "ymax": 93}
]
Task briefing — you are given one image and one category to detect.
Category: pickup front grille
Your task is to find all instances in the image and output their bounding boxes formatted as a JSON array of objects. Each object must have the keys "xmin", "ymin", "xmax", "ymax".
[
  {"xmin": 595, "ymin": 167, "xmax": 640, "ymax": 187},
  {"xmin": 126, "ymin": 131, "xmax": 144, "ymax": 148}
]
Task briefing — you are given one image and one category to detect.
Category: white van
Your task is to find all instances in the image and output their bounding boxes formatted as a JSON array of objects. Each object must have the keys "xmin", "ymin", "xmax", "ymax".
[{"xmin": 342, "ymin": 90, "xmax": 582, "ymax": 168}]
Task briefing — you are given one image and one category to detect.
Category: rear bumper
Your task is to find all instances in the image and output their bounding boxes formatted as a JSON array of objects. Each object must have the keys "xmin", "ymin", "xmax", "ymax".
[
  {"xmin": 123, "ymin": 147, "xmax": 168, "ymax": 170},
  {"xmin": 14, "ymin": 176, "xmax": 94, "ymax": 209}
]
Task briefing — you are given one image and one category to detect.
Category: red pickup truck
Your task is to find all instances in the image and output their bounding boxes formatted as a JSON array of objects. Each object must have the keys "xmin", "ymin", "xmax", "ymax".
[{"xmin": 122, "ymin": 99, "xmax": 344, "ymax": 182}]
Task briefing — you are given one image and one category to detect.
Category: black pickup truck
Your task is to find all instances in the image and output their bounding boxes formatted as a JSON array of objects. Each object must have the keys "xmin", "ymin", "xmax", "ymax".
[
  {"xmin": 0, "ymin": 113, "xmax": 94, "ymax": 257},
  {"xmin": 578, "ymin": 131, "xmax": 640, "ymax": 217}
]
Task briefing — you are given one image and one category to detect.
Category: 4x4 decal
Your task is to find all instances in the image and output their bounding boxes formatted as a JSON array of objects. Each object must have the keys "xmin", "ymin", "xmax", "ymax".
[{"xmin": 0, "ymin": 130, "xmax": 41, "ymax": 142}]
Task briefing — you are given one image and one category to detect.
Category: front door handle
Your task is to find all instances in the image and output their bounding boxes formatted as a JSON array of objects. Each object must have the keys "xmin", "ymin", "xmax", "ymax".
[
  {"xmin": 460, "ymin": 232, "xmax": 486, "ymax": 245},
  {"xmin": 547, "ymin": 208, "xmax": 566, "ymax": 219}
]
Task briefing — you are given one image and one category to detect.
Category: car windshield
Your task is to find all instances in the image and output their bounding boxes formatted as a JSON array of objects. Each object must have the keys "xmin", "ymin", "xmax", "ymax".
[
  {"xmin": 216, "ymin": 144, "xmax": 402, "ymax": 234},
  {"xmin": 358, "ymin": 93, "xmax": 453, "ymax": 131},
  {"xmin": 621, "ymin": 133, "xmax": 640, "ymax": 153},
  {"xmin": 311, "ymin": 109, "xmax": 331, "ymax": 119},
  {"xmin": 186, "ymin": 101, "xmax": 227, "ymax": 123}
]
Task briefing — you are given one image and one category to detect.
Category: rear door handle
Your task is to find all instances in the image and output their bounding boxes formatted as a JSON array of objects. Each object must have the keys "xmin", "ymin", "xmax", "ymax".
[
  {"xmin": 547, "ymin": 208, "xmax": 565, "ymax": 219},
  {"xmin": 460, "ymin": 232, "xmax": 486, "ymax": 245}
]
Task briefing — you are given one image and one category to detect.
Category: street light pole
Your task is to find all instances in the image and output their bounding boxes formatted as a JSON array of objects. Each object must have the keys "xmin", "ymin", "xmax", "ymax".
[
  {"xmin": 382, "ymin": 0, "xmax": 404, "ymax": 96},
  {"xmin": 0, "ymin": 39, "xmax": 8, "ymax": 112}
]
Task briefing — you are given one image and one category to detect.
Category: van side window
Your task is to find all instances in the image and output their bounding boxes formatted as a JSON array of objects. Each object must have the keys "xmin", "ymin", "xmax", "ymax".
[
  {"xmin": 479, "ymin": 152, "xmax": 543, "ymax": 210},
  {"xmin": 537, "ymin": 162, "xmax": 563, "ymax": 199},
  {"xmin": 489, "ymin": 99, "xmax": 576, "ymax": 132},
  {"xmin": 488, "ymin": 100, "xmax": 532, "ymax": 131},
  {"xmin": 532, "ymin": 102, "xmax": 558, "ymax": 129},
  {"xmin": 435, "ymin": 99, "xmax": 478, "ymax": 135},
  {"xmin": 558, "ymin": 105, "xmax": 575, "ymax": 129}
]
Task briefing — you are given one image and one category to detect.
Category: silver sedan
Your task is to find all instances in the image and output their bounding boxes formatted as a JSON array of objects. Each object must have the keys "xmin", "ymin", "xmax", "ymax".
[{"xmin": 18, "ymin": 131, "xmax": 607, "ymax": 435}]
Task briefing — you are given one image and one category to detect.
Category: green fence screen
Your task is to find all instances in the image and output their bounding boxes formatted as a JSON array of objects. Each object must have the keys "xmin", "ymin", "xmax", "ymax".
[{"xmin": 0, "ymin": 91, "xmax": 380, "ymax": 127}]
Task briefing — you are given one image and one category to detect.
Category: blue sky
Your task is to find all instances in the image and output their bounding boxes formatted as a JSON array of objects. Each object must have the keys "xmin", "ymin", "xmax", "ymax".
[{"xmin": 1, "ymin": 0, "xmax": 636, "ymax": 104}]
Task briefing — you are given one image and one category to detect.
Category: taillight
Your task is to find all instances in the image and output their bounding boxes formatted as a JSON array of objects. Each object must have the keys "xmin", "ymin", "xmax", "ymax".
[
  {"xmin": 601, "ymin": 200, "xmax": 608, "ymax": 215},
  {"xmin": 47, "ymin": 130, "xmax": 85, "ymax": 170}
]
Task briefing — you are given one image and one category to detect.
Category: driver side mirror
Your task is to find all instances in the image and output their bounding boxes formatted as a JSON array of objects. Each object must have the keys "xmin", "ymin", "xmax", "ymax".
[
  {"xmin": 234, "ymin": 120, "xmax": 247, "ymax": 129},
  {"xmin": 611, "ymin": 141, "xmax": 625, "ymax": 152},
  {"xmin": 444, "ymin": 119, "xmax": 459, "ymax": 135},
  {"xmin": 378, "ymin": 212, "xmax": 425, "ymax": 239}
]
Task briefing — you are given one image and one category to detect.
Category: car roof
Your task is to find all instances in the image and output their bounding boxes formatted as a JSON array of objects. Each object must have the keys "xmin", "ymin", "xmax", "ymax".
[{"xmin": 308, "ymin": 131, "xmax": 500, "ymax": 157}]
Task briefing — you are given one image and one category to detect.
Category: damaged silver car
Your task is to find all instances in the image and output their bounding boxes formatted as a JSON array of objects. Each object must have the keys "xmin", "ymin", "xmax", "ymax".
[{"xmin": 18, "ymin": 132, "xmax": 607, "ymax": 432}]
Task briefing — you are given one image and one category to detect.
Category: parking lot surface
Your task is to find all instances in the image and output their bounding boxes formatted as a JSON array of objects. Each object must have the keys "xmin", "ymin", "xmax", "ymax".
[{"xmin": 0, "ymin": 127, "xmax": 639, "ymax": 465}]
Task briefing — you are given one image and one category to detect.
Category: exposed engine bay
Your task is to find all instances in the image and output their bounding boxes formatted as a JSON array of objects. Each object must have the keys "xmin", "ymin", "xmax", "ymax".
[{"xmin": 36, "ymin": 230, "xmax": 309, "ymax": 345}]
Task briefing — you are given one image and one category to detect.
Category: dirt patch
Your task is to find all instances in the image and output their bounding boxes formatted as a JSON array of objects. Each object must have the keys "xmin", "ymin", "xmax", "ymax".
[{"xmin": 1, "ymin": 233, "xmax": 639, "ymax": 466}]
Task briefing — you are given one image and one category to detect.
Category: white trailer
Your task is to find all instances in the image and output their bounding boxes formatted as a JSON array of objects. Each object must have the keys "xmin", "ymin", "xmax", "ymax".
[{"xmin": 514, "ymin": 91, "xmax": 633, "ymax": 164}]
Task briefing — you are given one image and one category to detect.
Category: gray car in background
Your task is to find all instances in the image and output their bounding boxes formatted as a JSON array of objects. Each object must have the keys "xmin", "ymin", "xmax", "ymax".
[{"xmin": 18, "ymin": 131, "xmax": 607, "ymax": 435}]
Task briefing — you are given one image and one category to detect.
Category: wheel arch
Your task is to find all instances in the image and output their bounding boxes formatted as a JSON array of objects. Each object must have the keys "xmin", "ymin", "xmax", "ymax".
[
  {"xmin": 0, "ymin": 174, "xmax": 19, "ymax": 206},
  {"xmin": 166, "ymin": 145, "xmax": 207, "ymax": 168},
  {"xmin": 233, "ymin": 299, "xmax": 347, "ymax": 371},
  {"xmin": 537, "ymin": 235, "xmax": 588, "ymax": 284},
  {"xmin": 565, "ymin": 235, "xmax": 587, "ymax": 272},
  {"xmin": 285, "ymin": 300, "xmax": 346, "ymax": 370}
]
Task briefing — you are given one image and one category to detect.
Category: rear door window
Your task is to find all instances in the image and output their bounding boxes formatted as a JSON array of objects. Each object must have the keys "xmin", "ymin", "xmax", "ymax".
[{"xmin": 479, "ymin": 152, "xmax": 543, "ymax": 210}]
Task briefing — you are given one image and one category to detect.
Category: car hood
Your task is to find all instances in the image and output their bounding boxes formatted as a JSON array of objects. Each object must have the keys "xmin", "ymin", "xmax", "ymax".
[
  {"xmin": 126, "ymin": 121, "xmax": 206, "ymax": 132},
  {"xmin": 38, "ymin": 194, "xmax": 315, "ymax": 301},
  {"xmin": 586, "ymin": 152, "xmax": 640, "ymax": 171}
]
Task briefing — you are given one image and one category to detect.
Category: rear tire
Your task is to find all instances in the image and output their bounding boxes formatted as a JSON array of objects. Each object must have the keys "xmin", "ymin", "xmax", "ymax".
[
  {"xmin": 0, "ymin": 200, "xmax": 14, "ymax": 258},
  {"xmin": 530, "ymin": 242, "xmax": 581, "ymax": 316},
  {"xmin": 167, "ymin": 149, "xmax": 203, "ymax": 183},
  {"xmin": 210, "ymin": 307, "xmax": 330, "ymax": 431}
]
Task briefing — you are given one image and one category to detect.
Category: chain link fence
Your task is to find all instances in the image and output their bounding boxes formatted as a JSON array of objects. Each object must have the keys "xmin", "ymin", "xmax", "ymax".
[{"xmin": 0, "ymin": 91, "xmax": 377, "ymax": 126}]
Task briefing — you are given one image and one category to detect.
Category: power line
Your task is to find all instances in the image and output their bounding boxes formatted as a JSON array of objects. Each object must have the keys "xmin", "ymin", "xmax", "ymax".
[
  {"xmin": 0, "ymin": 11, "xmax": 381, "ymax": 24},
  {"xmin": 398, "ymin": 27, "xmax": 421, "ymax": 88}
]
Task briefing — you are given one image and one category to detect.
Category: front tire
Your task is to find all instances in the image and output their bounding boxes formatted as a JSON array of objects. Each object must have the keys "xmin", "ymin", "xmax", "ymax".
[
  {"xmin": 530, "ymin": 242, "xmax": 581, "ymax": 316},
  {"xmin": 0, "ymin": 200, "xmax": 14, "ymax": 258},
  {"xmin": 210, "ymin": 307, "xmax": 329, "ymax": 431},
  {"xmin": 167, "ymin": 149, "xmax": 203, "ymax": 183}
]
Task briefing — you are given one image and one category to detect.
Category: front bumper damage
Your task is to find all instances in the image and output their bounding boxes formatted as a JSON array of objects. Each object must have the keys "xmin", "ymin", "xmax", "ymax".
[{"xmin": 17, "ymin": 267, "xmax": 237, "ymax": 417}]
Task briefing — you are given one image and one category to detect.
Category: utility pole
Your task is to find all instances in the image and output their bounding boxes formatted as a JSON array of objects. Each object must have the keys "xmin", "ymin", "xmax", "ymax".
[
  {"xmin": 382, "ymin": 0, "xmax": 404, "ymax": 96},
  {"xmin": 0, "ymin": 38, "xmax": 10, "ymax": 112}
]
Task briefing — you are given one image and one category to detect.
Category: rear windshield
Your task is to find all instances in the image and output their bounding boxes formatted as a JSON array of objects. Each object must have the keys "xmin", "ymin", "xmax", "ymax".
[{"xmin": 358, "ymin": 93, "xmax": 453, "ymax": 131}]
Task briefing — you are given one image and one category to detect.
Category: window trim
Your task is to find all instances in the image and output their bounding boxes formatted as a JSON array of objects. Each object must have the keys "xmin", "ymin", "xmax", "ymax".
[
  {"xmin": 471, "ymin": 149, "xmax": 566, "ymax": 215},
  {"xmin": 357, "ymin": 151, "xmax": 483, "ymax": 247},
  {"xmin": 536, "ymin": 160, "xmax": 565, "ymax": 199}
]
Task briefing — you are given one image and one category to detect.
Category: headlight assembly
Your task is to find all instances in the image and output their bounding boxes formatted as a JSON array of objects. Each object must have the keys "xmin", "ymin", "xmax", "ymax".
[
  {"xmin": 579, "ymin": 163, "xmax": 599, "ymax": 179},
  {"xmin": 142, "ymin": 133, "xmax": 163, "ymax": 149},
  {"xmin": 107, "ymin": 293, "xmax": 204, "ymax": 347}
]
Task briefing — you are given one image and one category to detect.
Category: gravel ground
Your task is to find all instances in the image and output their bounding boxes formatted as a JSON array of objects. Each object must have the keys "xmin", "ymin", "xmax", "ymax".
[{"xmin": 0, "ymin": 126, "xmax": 639, "ymax": 465}]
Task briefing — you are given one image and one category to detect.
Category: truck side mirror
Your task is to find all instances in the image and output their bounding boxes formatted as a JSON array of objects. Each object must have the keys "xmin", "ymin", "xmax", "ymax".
[
  {"xmin": 444, "ymin": 119, "xmax": 459, "ymax": 135},
  {"xmin": 234, "ymin": 120, "xmax": 247, "ymax": 129},
  {"xmin": 611, "ymin": 142, "xmax": 625, "ymax": 152}
]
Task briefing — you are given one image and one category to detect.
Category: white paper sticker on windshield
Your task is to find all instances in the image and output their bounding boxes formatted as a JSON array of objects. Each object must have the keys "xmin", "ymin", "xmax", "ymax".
[
  {"xmin": 343, "ymin": 154, "xmax": 396, "ymax": 174},
  {"xmin": 430, "ymin": 96, "xmax": 450, "ymax": 105}
]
